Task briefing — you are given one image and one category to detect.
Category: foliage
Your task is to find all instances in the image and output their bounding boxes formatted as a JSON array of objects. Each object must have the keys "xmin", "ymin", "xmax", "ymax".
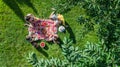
[
  {"xmin": 26, "ymin": 37, "xmax": 80, "ymax": 67},
  {"xmin": 77, "ymin": 0, "xmax": 120, "ymax": 66},
  {"xmin": 53, "ymin": 0, "xmax": 80, "ymax": 13},
  {"xmin": 61, "ymin": 37, "xmax": 81, "ymax": 63},
  {"xmin": 78, "ymin": 0, "xmax": 120, "ymax": 49},
  {"xmin": 80, "ymin": 42, "xmax": 120, "ymax": 67},
  {"xmin": 26, "ymin": 52, "xmax": 67, "ymax": 67},
  {"xmin": 27, "ymin": 37, "xmax": 120, "ymax": 67},
  {"xmin": 26, "ymin": 52, "xmax": 39, "ymax": 67},
  {"xmin": 62, "ymin": 39, "xmax": 120, "ymax": 67},
  {"xmin": 77, "ymin": 15, "xmax": 94, "ymax": 31},
  {"xmin": 77, "ymin": 15, "xmax": 94, "ymax": 39}
]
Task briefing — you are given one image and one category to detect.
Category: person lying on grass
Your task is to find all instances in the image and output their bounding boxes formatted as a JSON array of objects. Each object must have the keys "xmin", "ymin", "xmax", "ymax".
[
  {"xmin": 24, "ymin": 13, "xmax": 63, "ymax": 44},
  {"xmin": 49, "ymin": 11, "xmax": 65, "ymax": 26}
]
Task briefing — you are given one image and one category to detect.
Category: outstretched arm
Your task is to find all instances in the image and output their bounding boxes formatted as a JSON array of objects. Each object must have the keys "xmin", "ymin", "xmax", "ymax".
[
  {"xmin": 24, "ymin": 24, "xmax": 33, "ymax": 27},
  {"xmin": 49, "ymin": 11, "xmax": 55, "ymax": 19}
]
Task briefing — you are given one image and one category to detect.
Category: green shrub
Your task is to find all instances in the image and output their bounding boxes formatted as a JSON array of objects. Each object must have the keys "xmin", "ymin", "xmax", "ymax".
[
  {"xmin": 26, "ymin": 37, "xmax": 120, "ymax": 67},
  {"xmin": 78, "ymin": 0, "xmax": 120, "ymax": 49}
]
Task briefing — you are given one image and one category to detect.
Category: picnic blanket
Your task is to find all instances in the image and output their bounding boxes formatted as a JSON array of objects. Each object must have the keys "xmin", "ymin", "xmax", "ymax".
[{"xmin": 28, "ymin": 19, "xmax": 58, "ymax": 41}]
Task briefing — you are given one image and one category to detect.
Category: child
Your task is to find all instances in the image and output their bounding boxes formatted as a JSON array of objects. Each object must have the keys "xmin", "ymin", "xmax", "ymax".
[
  {"xmin": 49, "ymin": 11, "xmax": 65, "ymax": 26},
  {"xmin": 24, "ymin": 14, "xmax": 35, "ymax": 40},
  {"xmin": 24, "ymin": 14, "xmax": 45, "ymax": 42}
]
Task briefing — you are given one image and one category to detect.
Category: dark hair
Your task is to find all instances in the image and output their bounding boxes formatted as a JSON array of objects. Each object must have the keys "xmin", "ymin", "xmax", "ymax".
[{"xmin": 25, "ymin": 16, "xmax": 31, "ymax": 21}]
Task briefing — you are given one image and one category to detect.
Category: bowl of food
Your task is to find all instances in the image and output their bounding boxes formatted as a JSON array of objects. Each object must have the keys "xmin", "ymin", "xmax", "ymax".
[{"xmin": 40, "ymin": 42, "xmax": 45, "ymax": 48}]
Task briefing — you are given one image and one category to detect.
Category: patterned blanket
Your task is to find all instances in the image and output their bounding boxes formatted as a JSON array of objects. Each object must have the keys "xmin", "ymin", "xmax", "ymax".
[{"xmin": 28, "ymin": 19, "xmax": 58, "ymax": 41}]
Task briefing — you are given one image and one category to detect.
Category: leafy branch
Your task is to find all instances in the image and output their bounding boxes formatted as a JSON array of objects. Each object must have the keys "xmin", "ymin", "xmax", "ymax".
[{"xmin": 26, "ymin": 37, "xmax": 120, "ymax": 67}]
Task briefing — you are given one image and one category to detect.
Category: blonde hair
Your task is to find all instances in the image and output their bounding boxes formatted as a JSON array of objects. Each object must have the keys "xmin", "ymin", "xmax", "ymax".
[{"xmin": 57, "ymin": 14, "xmax": 65, "ymax": 25}]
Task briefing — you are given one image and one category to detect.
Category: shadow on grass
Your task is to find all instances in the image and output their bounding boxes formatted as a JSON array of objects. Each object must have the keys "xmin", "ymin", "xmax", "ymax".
[
  {"xmin": 2, "ymin": 0, "xmax": 38, "ymax": 21},
  {"xmin": 16, "ymin": 0, "xmax": 38, "ymax": 14},
  {"xmin": 31, "ymin": 41, "xmax": 49, "ymax": 57},
  {"xmin": 3, "ymin": 0, "xmax": 24, "ymax": 21},
  {"xmin": 57, "ymin": 38, "xmax": 63, "ymax": 48},
  {"xmin": 65, "ymin": 21, "xmax": 76, "ymax": 44},
  {"xmin": 47, "ymin": 38, "xmax": 63, "ymax": 48}
]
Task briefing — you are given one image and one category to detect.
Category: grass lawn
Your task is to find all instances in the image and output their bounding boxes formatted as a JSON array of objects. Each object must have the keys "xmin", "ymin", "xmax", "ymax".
[{"xmin": 0, "ymin": 0, "xmax": 98, "ymax": 67}]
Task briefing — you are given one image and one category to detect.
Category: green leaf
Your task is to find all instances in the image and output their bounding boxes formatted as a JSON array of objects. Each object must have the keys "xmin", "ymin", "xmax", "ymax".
[
  {"xmin": 63, "ymin": 37, "xmax": 67, "ymax": 44},
  {"xmin": 75, "ymin": 47, "xmax": 79, "ymax": 51}
]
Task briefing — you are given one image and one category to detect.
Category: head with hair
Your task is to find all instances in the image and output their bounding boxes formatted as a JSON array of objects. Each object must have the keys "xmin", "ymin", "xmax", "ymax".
[{"xmin": 25, "ymin": 14, "xmax": 35, "ymax": 23}]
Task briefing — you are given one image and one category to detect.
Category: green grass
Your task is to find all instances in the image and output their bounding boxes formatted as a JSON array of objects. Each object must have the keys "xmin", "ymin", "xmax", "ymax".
[{"xmin": 0, "ymin": 0, "xmax": 98, "ymax": 67}]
